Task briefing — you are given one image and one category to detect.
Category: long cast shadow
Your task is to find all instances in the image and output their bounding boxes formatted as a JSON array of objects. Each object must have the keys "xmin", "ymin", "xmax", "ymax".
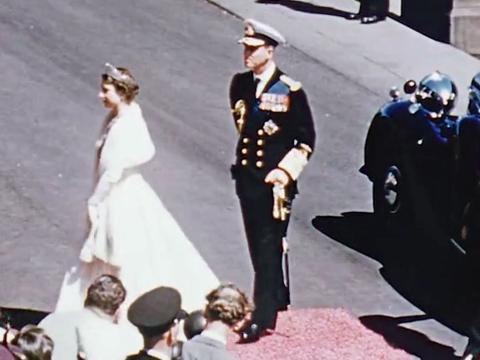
[
  {"xmin": 312, "ymin": 212, "xmax": 473, "ymax": 357},
  {"xmin": 360, "ymin": 314, "xmax": 460, "ymax": 359},
  {"xmin": 256, "ymin": 0, "xmax": 354, "ymax": 18},
  {"xmin": 257, "ymin": 0, "xmax": 453, "ymax": 43}
]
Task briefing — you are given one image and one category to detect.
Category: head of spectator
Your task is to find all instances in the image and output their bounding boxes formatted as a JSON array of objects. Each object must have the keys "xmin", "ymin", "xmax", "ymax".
[
  {"xmin": 203, "ymin": 283, "xmax": 253, "ymax": 336},
  {"xmin": 11, "ymin": 325, "xmax": 53, "ymax": 360},
  {"xmin": 127, "ymin": 287, "xmax": 183, "ymax": 353},
  {"xmin": 84, "ymin": 274, "xmax": 126, "ymax": 318},
  {"xmin": 183, "ymin": 310, "xmax": 207, "ymax": 340},
  {"xmin": 181, "ymin": 284, "xmax": 252, "ymax": 360}
]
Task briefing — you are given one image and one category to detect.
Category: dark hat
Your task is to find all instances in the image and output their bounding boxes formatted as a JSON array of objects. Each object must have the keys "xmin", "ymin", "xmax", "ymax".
[
  {"xmin": 238, "ymin": 19, "xmax": 286, "ymax": 47},
  {"xmin": 128, "ymin": 287, "xmax": 182, "ymax": 336},
  {"xmin": 183, "ymin": 310, "xmax": 207, "ymax": 340}
]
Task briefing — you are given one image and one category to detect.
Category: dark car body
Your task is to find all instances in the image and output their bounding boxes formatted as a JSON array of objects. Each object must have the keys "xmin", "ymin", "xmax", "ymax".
[
  {"xmin": 456, "ymin": 115, "xmax": 480, "ymax": 251},
  {"xmin": 360, "ymin": 95, "xmax": 463, "ymax": 238}
]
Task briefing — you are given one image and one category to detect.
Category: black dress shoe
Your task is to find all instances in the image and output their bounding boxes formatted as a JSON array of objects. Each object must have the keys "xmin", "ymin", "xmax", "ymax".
[
  {"xmin": 346, "ymin": 12, "xmax": 361, "ymax": 20},
  {"xmin": 361, "ymin": 15, "xmax": 385, "ymax": 24},
  {"xmin": 238, "ymin": 323, "xmax": 263, "ymax": 344}
]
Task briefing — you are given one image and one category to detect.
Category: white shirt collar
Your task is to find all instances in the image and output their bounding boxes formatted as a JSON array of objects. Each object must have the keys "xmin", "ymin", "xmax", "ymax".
[
  {"xmin": 254, "ymin": 62, "xmax": 277, "ymax": 98},
  {"xmin": 85, "ymin": 307, "xmax": 115, "ymax": 322},
  {"xmin": 200, "ymin": 329, "xmax": 227, "ymax": 345},
  {"xmin": 146, "ymin": 349, "xmax": 171, "ymax": 360}
]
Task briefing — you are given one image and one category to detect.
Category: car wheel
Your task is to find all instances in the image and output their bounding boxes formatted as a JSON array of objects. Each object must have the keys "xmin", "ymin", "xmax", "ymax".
[{"xmin": 373, "ymin": 165, "xmax": 402, "ymax": 219}]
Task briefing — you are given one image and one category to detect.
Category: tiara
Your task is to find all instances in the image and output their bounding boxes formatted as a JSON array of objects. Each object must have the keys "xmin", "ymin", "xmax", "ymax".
[{"xmin": 103, "ymin": 63, "xmax": 136, "ymax": 86}]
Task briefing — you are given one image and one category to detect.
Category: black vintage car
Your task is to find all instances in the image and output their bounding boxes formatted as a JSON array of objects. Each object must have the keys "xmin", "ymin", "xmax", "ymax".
[{"xmin": 360, "ymin": 71, "xmax": 480, "ymax": 246}]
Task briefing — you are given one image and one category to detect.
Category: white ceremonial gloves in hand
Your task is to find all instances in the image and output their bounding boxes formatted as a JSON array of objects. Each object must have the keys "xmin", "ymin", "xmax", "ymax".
[{"xmin": 265, "ymin": 168, "xmax": 290, "ymax": 187}]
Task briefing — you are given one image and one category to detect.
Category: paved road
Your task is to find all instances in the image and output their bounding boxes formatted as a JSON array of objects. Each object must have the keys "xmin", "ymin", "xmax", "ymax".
[{"xmin": 0, "ymin": 0, "xmax": 471, "ymax": 356}]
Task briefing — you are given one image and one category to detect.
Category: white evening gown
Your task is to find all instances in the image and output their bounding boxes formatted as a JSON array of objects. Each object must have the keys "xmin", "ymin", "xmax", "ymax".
[{"xmin": 56, "ymin": 102, "xmax": 219, "ymax": 314}]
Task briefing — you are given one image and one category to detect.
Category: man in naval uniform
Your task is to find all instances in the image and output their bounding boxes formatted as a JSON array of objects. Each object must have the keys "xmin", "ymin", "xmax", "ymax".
[
  {"xmin": 126, "ymin": 287, "xmax": 184, "ymax": 360},
  {"xmin": 229, "ymin": 18, "xmax": 316, "ymax": 343}
]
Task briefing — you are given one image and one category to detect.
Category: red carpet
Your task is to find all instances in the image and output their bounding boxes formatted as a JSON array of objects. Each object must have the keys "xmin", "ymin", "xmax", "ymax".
[{"xmin": 228, "ymin": 308, "xmax": 412, "ymax": 360}]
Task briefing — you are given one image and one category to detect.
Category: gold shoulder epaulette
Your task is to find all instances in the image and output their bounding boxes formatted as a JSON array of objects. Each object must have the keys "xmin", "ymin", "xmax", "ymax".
[{"xmin": 280, "ymin": 74, "xmax": 302, "ymax": 92}]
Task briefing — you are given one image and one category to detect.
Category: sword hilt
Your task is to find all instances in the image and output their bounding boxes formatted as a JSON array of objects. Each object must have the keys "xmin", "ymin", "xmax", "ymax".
[{"xmin": 273, "ymin": 183, "xmax": 289, "ymax": 221}]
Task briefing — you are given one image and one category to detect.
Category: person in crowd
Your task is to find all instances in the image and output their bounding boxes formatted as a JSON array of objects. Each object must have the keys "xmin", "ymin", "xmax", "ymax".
[
  {"xmin": 182, "ymin": 283, "xmax": 252, "ymax": 359},
  {"xmin": 347, "ymin": 0, "xmax": 389, "ymax": 24},
  {"xmin": 38, "ymin": 308, "xmax": 83, "ymax": 360},
  {"xmin": 126, "ymin": 287, "xmax": 184, "ymax": 360},
  {"xmin": 229, "ymin": 19, "xmax": 316, "ymax": 342},
  {"xmin": 183, "ymin": 310, "xmax": 207, "ymax": 340},
  {"xmin": 75, "ymin": 274, "xmax": 142, "ymax": 360},
  {"xmin": 41, "ymin": 274, "xmax": 142, "ymax": 360},
  {"xmin": 0, "ymin": 310, "xmax": 8, "ymax": 341},
  {"xmin": 55, "ymin": 62, "xmax": 218, "ymax": 314},
  {"xmin": 0, "ymin": 310, "xmax": 16, "ymax": 345},
  {"xmin": 0, "ymin": 342, "xmax": 19, "ymax": 360},
  {"xmin": 11, "ymin": 326, "xmax": 53, "ymax": 360},
  {"xmin": 0, "ymin": 310, "xmax": 21, "ymax": 360}
]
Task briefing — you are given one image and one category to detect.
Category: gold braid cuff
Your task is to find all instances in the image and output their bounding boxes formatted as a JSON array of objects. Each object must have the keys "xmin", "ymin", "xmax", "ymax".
[{"xmin": 278, "ymin": 146, "xmax": 310, "ymax": 181}]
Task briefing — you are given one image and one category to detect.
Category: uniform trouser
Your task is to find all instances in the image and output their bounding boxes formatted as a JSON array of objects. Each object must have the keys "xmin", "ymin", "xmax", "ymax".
[
  {"xmin": 238, "ymin": 187, "xmax": 291, "ymax": 330},
  {"xmin": 359, "ymin": 0, "xmax": 389, "ymax": 17}
]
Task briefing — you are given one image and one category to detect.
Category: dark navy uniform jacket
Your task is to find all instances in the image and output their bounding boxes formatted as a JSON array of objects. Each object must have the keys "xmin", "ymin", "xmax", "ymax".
[{"xmin": 229, "ymin": 68, "xmax": 315, "ymax": 196}]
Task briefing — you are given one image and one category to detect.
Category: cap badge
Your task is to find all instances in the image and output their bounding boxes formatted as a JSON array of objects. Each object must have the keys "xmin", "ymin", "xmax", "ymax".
[{"xmin": 244, "ymin": 24, "xmax": 255, "ymax": 36}]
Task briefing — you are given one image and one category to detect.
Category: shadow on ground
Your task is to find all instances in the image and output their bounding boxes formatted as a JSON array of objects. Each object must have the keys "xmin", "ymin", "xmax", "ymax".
[
  {"xmin": 360, "ymin": 314, "xmax": 461, "ymax": 359},
  {"xmin": 257, "ymin": 0, "xmax": 452, "ymax": 43},
  {"xmin": 0, "ymin": 307, "xmax": 48, "ymax": 329},
  {"xmin": 256, "ymin": 0, "xmax": 353, "ymax": 19},
  {"xmin": 312, "ymin": 211, "xmax": 474, "ymax": 359}
]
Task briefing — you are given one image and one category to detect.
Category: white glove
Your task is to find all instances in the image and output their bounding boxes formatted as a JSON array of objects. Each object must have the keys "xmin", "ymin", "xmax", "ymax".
[{"xmin": 265, "ymin": 168, "xmax": 290, "ymax": 186}]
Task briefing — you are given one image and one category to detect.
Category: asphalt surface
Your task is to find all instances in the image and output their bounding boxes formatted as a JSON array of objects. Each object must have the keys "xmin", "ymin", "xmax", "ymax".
[{"xmin": 0, "ymin": 0, "xmax": 476, "ymax": 357}]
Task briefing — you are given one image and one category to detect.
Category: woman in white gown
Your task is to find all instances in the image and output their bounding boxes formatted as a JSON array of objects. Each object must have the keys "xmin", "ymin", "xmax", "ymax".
[{"xmin": 56, "ymin": 63, "xmax": 218, "ymax": 315}]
